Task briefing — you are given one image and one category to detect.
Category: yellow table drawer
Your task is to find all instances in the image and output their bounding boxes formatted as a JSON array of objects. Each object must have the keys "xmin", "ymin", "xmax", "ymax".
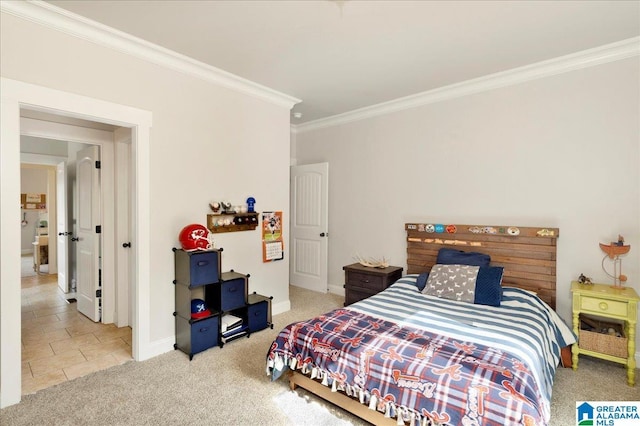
[{"xmin": 580, "ymin": 296, "xmax": 627, "ymax": 317}]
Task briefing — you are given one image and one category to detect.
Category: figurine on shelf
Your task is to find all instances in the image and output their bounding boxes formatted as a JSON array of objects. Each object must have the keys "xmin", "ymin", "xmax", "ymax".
[
  {"xmin": 578, "ymin": 273, "xmax": 592, "ymax": 286},
  {"xmin": 221, "ymin": 202, "xmax": 234, "ymax": 214},
  {"xmin": 246, "ymin": 197, "xmax": 256, "ymax": 213},
  {"xmin": 209, "ymin": 202, "xmax": 221, "ymax": 214}
]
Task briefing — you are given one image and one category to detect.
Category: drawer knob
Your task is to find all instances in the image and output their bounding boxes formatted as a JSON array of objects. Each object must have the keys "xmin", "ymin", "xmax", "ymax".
[
  {"xmin": 360, "ymin": 279, "xmax": 370, "ymax": 283},
  {"xmin": 599, "ymin": 302, "xmax": 608, "ymax": 311}
]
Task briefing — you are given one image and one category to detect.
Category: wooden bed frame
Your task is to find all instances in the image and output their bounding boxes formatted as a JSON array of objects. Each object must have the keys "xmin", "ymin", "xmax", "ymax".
[{"xmin": 289, "ymin": 222, "xmax": 562, "ymax": 425}]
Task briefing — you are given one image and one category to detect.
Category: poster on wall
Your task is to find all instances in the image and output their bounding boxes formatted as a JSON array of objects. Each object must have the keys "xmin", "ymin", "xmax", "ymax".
[{"xmin": 262, "ymin": 211, "xmax": 284, "ymax": 262}]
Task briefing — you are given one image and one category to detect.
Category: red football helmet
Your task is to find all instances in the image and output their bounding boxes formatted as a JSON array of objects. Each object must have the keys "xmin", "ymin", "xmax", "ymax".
[{"xmin": 179, "ymin": 224, "xmax": 213, "ymax": 251}]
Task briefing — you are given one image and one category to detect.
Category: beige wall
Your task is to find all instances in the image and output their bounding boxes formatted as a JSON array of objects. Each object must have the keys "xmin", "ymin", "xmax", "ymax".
[
  {"xmin": 295, "ymin": 57, "xmax": 640, "ymax": 335},
  {"xmin": 1, "ymin": 11, "xmax": 292, "ymax": 345}
]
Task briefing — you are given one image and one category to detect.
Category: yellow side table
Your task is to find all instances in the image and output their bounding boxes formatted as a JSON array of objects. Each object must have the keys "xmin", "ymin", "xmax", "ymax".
[{"xmin": 571, "ymin": 281, "xmax": 639, "ymax": 386}]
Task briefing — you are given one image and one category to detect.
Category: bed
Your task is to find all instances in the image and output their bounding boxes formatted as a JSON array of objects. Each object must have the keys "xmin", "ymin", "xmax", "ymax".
[{"xmin": 266, "ymin": 223, "xmax": 576, "ymax": 426}]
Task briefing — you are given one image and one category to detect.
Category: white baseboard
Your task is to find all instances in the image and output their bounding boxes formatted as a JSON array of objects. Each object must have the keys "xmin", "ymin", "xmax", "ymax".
[
  {"xmin": 328, "ymin": 284, "xmax": 345, "ymax": 296},
  {"xmin": 273, "ymin": 299, "xmax": 291, "ymax": 316},
  {"xmin": 137, "ymin": 336, "xmax": 174, "ymax": 361}
]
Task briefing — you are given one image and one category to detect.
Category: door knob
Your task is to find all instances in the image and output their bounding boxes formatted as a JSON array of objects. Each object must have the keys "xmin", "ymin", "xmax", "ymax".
[
  {"xmin": 70, "ymin": 237, "xmax": 79, "ymax": 242},
  {"xmin": 122, "ymin": 242, "xmax": 132, "ymax": 248},
  {"xmin": 320, "ymin": 232, "xmax": 328, "ymax": 237},
  {"xmin": 58, "ymin": 232, "xmax": 64, "ymax": 236}
]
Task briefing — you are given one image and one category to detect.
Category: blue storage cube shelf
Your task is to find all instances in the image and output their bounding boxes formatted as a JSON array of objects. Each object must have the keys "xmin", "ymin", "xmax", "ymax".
[{"xmin": 174, "ymin": 246, "xmax": 272, "ymax": 358}]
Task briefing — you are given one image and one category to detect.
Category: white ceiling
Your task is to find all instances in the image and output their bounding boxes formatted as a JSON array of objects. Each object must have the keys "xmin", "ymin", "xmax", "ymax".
[{"xmin": 46, "ymin": 1, "xmax": 640, "ymax": 124}]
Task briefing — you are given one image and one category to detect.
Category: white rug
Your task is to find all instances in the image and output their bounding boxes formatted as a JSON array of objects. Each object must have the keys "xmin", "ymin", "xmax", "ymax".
[{"xmin": 273, "ymin": 390, "xmax": 355, "ymax": 426}]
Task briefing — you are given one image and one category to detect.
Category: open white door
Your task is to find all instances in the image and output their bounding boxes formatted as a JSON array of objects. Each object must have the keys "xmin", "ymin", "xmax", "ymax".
[
  {"xmin": 56, "ymin": 161, "xmax": 70, "ymax": 293},
  {"xmin": 290, "ymin": 162, "xmax": 329, "ymax": 293},
  {"xmin": 75, "ymin": 145, "xmax": 101, "ymax": 322}
]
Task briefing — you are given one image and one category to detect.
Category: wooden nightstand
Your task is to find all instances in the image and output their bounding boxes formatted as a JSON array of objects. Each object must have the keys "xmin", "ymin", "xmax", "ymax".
[
  {"xmin": 571, "ymin": 281, "xmax": 639, "ymax": 386},
  {"xmin": 343, "ymin": 263, "xmax": 403, "ymax": 306}
]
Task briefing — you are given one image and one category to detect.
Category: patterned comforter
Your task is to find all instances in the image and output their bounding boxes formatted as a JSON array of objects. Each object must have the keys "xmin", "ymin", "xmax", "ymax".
[{"xmin": 266, "ymin": 276, "xmax": 576, "ymax": 426}]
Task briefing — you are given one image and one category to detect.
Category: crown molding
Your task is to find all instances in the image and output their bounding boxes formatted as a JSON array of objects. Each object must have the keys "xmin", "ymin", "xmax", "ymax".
[
  {"xmin": 1, "ymin": 0, "xmax": 301, "ymax": 109},
  {"xmin": 293, "ymin": 36, "xmax": 640, "ymax": 134}
]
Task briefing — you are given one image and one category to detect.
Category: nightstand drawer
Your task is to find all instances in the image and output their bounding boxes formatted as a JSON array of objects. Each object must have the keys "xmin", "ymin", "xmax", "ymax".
[
  {"xmin": 345, "ymin": 287, "xmax": 377, "ymax": 305},
  {"xmin": 347, "ymin": 271, "xmax": 384, "ymax": 292},
  {"xmin": 581, "ymin": 296, "xmax": 628, "ymax": 317}
]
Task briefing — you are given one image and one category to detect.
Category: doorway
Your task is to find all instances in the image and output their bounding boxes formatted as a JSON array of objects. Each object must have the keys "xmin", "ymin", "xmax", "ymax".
[
  {"xmin": 1, "ymin": 77, "xmax": 153, "ymax": 408},
  {"xmin": 20, "ymin": 138, "xmax": 133, "ymax": 394},
  {"xmin": 20, "ymin": 117, "xmax": 125, "ymax": 325}
]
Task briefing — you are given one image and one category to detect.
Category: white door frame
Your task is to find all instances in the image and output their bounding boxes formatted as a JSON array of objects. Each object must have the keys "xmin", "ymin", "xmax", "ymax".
[{"xmin": 0, "ymin": 77, "xmax": 152, "ymax": 408}]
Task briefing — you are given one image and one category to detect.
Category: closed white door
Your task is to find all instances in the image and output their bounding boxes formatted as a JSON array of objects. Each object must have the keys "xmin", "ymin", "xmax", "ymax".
[
  {"xmin": 56, "ymin": 161, "xmax": 69, "ymax": 293},
  {"xmin": 76, "ymin": 145, "xmax": 101, "ymax": 322},
  {"xmin": 290, "ymin": 163, "xmax": 328, "ymax": 293}
]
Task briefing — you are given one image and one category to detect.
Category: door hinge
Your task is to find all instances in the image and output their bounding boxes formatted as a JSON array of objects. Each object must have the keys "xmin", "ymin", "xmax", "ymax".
[
  {"xmin": 95, "ymin": 160, "xmax": 101, "ymax": 169},
  {"xmin": 96, "ymin": 289, "xmax": 102, "ymax": 298},
  {"xmin": 96, "ymin": 225, "xmax": 102, "ymax": 233}
]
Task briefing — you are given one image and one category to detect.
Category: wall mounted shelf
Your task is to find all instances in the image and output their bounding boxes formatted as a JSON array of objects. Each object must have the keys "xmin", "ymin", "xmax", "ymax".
[{"xmin": 207, "ymin": 212, "xmax": 259, "ymax": 233}]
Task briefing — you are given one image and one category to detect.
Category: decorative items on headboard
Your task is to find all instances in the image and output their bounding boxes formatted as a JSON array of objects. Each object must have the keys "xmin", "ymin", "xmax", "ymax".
[{"xmin": 405, "ymin": 222, "xmax": 560, "ymax": 309}]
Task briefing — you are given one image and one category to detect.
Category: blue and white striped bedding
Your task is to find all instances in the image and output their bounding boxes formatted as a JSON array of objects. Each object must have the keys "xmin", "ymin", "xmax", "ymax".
[
  {"xmin": 267, "ymin": 274, "xmax": 576, "ymax": 425},
  {"xmin": 350, "ymin": 276, "xmax": 576, "ymax": 404}
]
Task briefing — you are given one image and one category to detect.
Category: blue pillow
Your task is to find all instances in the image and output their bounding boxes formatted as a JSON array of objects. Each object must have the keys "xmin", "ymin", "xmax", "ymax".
[
  {"xmin": 474, "ymin": 266, "xmax": 504, "ymax": 307},
  {"xmin": 416, "ymin": 272, "xmax": 429, "ymax": 291},
  {"xmin": 436, "ymin": 248, "xmax": 490, "ymax": 267}
]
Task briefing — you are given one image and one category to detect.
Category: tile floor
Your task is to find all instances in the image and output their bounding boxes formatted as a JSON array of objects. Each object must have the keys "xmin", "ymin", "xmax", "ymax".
[{"xmin": 21, "ymin": 259, "xmax": 132, "ymax": 395}]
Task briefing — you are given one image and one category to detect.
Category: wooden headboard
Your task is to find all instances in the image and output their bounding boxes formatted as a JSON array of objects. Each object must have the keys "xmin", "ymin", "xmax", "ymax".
[{"xmin": 405, "ymin": 223, "xmax": 559, "ymax": 309}]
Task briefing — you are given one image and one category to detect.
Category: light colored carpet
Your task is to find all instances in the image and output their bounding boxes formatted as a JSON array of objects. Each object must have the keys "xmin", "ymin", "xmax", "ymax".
[{"xmin": 1, "ymin": 285, "xmax": 638, "ymax": 425}]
